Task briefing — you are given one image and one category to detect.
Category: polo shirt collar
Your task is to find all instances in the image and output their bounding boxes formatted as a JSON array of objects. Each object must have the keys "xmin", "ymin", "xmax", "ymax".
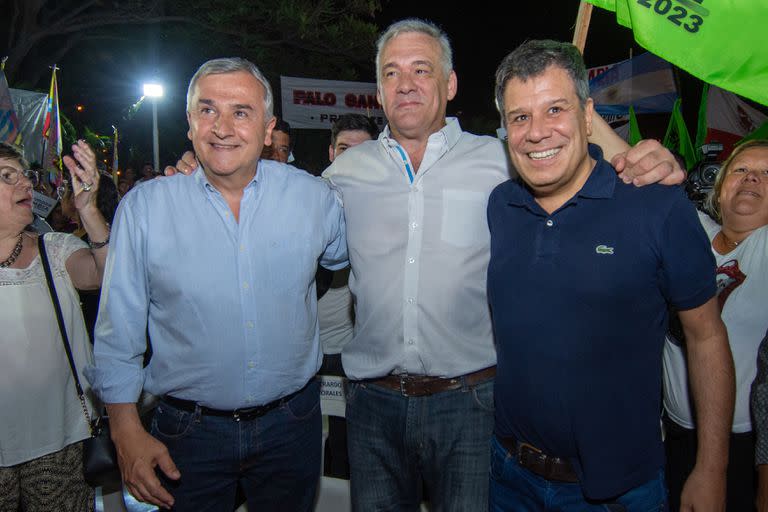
[{"xmin": 504, "ymin": 143, "xmax": 616, "ymax": 209}]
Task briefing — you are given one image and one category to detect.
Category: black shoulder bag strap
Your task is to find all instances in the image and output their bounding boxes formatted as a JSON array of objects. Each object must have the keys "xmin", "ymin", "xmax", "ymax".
[{"xmin": 38, "ymin": 234, "xmax": 95, "ymax": 434}]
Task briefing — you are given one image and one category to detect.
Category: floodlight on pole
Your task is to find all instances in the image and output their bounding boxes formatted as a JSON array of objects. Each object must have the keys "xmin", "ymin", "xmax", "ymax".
[{"xmin": 142, "ymin": 82, "xmax": 164, "ymax": 174}]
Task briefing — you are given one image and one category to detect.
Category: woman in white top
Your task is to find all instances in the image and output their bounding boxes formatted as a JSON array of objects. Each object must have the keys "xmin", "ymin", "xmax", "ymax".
[
  {"xmin": 663, "ymin": 139, "xmax": 768, "ymax": 512},
  {"xmin": 0, "ymin": 141, "xmax": 110, "ymax": 511}
]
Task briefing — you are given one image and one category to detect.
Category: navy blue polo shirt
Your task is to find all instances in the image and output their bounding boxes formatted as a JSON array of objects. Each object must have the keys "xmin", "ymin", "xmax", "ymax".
[{"xmin": 487, "ymin": 144, "xmax": 716, "ymax": 499}]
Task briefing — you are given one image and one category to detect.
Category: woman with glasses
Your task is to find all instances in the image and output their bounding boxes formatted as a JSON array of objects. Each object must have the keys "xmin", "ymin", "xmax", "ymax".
[{"xmin": 0, "ymin": 141, "xmax": 110, "ymax": 511}]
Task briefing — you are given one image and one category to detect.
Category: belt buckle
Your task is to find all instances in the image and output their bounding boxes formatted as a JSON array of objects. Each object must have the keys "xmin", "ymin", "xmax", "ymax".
[
  {"xmin": 517, "ymin": 441, "xmax": 542, "ymax": 466},
  {"xmin": 399, "ymin": 375, "xmax": 409, "ymax": 396}
]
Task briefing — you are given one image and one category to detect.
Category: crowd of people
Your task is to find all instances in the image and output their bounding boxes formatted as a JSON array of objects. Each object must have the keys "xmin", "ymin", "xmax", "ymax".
[{"xmin": 1, "ymin": 16, "xmax": 767, "ymax": 512}]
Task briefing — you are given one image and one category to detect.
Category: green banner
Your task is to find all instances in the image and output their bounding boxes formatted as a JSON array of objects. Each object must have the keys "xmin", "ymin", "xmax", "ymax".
[
  {"xmin": 587, "ymin": 0, "xmax": 768, "ymax": 106},
  {"xmin": 663, "ymin": 98, "xmax": 696, "ymax": 170}
]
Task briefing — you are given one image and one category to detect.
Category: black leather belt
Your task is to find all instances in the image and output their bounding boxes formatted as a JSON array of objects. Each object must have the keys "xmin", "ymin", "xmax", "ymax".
[
  {"xmin": 162, "ymin": 385, "xmax": 305, "ymax": 422},
  {"xmin": 498, "ymin": 436, "xmax": 578, "ymax": 483},
  {"xmin": 370, "ymin": 366, "xmax": 496, "ymax": 397}
]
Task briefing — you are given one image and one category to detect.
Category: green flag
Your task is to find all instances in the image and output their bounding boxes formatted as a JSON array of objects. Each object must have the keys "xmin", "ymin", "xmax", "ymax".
[
  {"xmin": 628, "ymin": 105, "xmax": 642, "ymax": 145},
  {"xmin": 693, "ymin": 83, "xmax": 709, "ymax": 152},
  {"xmin": 663, "ymin": 98, "xmax": 696, "ymax": 170},
  {"xmin": 586, "ymin": 0, "xmax": 768, "ymax": 106}
]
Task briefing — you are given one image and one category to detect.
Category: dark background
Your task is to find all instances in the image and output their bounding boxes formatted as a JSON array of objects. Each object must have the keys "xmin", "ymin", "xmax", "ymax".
[{"xmin": 3, "ymin": 1, "xmax": 761, "ymax": 175}]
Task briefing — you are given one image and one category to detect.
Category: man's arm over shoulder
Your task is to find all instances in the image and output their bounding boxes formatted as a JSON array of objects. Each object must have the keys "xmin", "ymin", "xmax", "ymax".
[{"xmin": 589, "ymin": 113, "xmax": 686, "ymax": 186}]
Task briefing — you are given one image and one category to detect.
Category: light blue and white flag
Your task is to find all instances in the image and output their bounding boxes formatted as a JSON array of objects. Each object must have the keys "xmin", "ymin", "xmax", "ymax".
[{"xmin": 589, "ymin": 52, "xmax": 678, "ymax": 116}]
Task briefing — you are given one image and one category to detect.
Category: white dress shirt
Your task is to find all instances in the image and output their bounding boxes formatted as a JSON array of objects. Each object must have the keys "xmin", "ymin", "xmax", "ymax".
[{"xmin": 323, "ymin": 118, "xmax": 511, "ymax": 379}]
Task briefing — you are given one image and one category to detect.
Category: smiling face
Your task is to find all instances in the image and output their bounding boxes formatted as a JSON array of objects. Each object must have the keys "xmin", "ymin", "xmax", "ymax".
[
  {"xmin": 0, "ymin": 158, "xmax": 34, "ymax": 230},
  {"xmin": 502, "ymin": 65, "xmax": 594, "ymax": 210},
  {"xmin": 718, "ymin": 146, "xmax": 768, "ymax": 227},
  {"xmin": 377, "ymin": 31, "xmax": 457, "ymax": 142},
  {"xmin": 187, "ymin": 71, "xmax": 275, "ymax": 184}
]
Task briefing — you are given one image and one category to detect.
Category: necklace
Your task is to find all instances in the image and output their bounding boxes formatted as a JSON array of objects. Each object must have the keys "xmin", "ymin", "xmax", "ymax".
[
  {"xmin": 720, "ymin": 231, "xmax": 741, "ymax": 249},
  {"xmin": 0, "ymin": 234, "xmax": 23, "ymax": 268}
]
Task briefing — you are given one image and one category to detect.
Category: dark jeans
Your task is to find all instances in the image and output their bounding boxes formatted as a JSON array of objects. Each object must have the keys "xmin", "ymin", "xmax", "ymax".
[
  {"xmin": 151, "ymin": 379, "xmax": 321, "ymax": 512},
  {"xmin": 663, "ymin": 414, "xmax": 756, "ymax": 512},
  {"xmin": 490, "ymin": 436, "xmax": 668, "ymax": 511},
  {"xmin": 346, "ymin": 377, "xmax": 494, "ymax": 512}
]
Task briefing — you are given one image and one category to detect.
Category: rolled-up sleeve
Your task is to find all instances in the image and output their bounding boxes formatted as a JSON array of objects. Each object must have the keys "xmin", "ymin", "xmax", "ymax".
[{"xmin": 84, "ymin": 192, "xmax": 150, "ymax": 403}]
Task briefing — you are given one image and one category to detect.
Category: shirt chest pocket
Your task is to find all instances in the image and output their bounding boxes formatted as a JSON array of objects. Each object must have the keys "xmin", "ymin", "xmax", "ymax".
[{"xmin": 441, "ymin": 189, "xmax": 488, "ymax": 248}]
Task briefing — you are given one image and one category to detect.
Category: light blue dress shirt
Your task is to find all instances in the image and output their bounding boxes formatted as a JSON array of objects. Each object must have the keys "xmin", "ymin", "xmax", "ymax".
[{"xmin": 86, "ymin": 160, "xmax": 347, "ymax": 409}]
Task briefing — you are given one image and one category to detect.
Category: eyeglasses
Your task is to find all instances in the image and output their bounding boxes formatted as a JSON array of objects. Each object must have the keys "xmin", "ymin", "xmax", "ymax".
[{"xmin": 0, "ymin": 166, "xmax": 40, "ymax": 187}]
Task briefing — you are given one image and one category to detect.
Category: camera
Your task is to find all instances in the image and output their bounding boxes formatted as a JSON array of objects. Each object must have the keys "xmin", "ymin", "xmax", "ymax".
[{"xmin": 685, "ymin": 142, "xmax": 723, "ymax": 209}]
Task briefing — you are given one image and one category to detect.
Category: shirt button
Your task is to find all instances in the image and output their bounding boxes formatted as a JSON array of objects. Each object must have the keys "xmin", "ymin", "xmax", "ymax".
[
  {"xmin": 546, "ymin": 219, "xmax": 554, "ymax": 227},
  {"xmin": 408, "ymin": 257, "xmax": 415, "ymax": 264},
  {"xmin": 407, "ymin": 298, "xmax": 414, "ymax": 304},
  {"xmin": 408, "ymin": 338, "xmax": 415, "ymax": 345},
  {"xmin": 243, "ymin": 282, "xmax": 249, "ymax": 289},
  {"xmin": 411, "ymin": 222, "xmax": 418, "ymax": 229},
  {"xmin": 248, "ymin": 361, "xmax": 255, "ymax": 368},
  {"xmin": 246, "ymin": 321, "xmax": 254, "ymax": 328},
  {"xmin": 240, "ymin": 245, "xmax": 245, "ymax": 252}
]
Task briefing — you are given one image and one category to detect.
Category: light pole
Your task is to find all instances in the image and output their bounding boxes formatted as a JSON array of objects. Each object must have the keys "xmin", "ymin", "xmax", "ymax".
[{"xmin": 143, "ymin": 83, "xmax": 164, "ymax": 174}]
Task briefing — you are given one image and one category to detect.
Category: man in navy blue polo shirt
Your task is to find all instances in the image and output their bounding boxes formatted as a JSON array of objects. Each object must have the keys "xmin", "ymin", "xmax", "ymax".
[{"xmin": 487, "ymin": 40, "xmax": 735, "ymax": 511}]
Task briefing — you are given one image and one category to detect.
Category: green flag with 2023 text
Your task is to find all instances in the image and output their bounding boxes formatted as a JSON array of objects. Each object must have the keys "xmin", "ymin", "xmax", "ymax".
[{"xmin": 586, "ymin": 0, "xmax": 768, "ymax": 106}]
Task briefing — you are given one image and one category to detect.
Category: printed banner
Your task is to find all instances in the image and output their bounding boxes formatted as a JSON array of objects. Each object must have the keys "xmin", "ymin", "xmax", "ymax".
[
  {"xmin": 587, "ymin": 0, "xmax": 768, "ymax": 106},
  {"xmin": 319, "ymin": 375, "xmax": 346, "ymax": 418},
  {"xmin": 281, "ymin": 76, "xmax": 385, "ymax": 130},
  {"xmin": 32, "ymin": 191, "xmax": 58, "ymax": 218}
]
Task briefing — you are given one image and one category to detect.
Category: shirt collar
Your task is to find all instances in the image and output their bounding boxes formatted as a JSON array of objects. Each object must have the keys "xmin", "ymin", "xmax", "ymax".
[
  {"xmin": 193, "ymin": 160, "xmax": 262, "ymax": 194},
  {"xmin": 504, "ymin": 143, "xmax": 616, "ymax": 208},
  {"xmin": 379, "ymin": 117, "xmax": 463, "ymax": 153}
]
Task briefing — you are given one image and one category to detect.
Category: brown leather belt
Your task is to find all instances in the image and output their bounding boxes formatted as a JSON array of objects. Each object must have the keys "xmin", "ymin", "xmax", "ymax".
[
  {"xmin": 369, "ymin": 366, "xmax": 496, "ymax": 397},
  {"xmin": 498, "ymin": 436, "xmax": 578, "ymax": 483}
]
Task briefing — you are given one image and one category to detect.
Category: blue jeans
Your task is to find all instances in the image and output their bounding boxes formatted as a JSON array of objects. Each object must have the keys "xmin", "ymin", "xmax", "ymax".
[
  {"xmin": 346, "ymin": 378, "xmax": 494, "ymax": 512},
  {"xmin": 489, "ymin": 436, "xmax": 668, "ymax": 512},
  {"xmin": 150, "ymin": 379, "xmax": 321, "ymax": 512}
]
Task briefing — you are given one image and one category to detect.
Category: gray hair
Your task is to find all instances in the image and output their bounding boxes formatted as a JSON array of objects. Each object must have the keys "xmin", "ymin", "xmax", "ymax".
[
  {"xmin": 375, "ymin": 19, "xmax": 453, "ymax": 85},
  {"xmin": 494, "ymin": 40, "xmax": 590, "ymax": 120},
  {"xmin": 186, "ymin": 57, "xmax": 274, "ymax": 121}
]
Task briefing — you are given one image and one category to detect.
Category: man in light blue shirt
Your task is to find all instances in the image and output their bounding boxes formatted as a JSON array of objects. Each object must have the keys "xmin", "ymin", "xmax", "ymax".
[{"xmin": 87, "ymin": 58, "xmax": 347, "ymax": 511}]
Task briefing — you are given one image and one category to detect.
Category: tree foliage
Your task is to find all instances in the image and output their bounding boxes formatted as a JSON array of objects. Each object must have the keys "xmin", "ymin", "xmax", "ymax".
[{"xmin": 2, "ymin": 0, "xmax": 381, "ymax": 87}]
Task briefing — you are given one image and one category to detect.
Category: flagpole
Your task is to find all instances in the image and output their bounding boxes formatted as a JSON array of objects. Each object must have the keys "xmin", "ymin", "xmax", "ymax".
[{"xmin": 572, "ymin": 2, "xmax": 593, "ymax": 55}]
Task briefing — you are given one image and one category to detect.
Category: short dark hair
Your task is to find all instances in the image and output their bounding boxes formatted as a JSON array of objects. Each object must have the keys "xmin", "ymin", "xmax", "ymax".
[
  {"xmin": 495, "ymin": 39, "xmax": 590, "ymax": 120},
  {"xmin": 0, "ymin": 142, "xmax": 28, "ymax": 168},
  {"xmin": 273, "ymin": 118, "xmax": 291, "ymax": 136},
  {"xmin": 331, "ymin": 114, "xmax": 380, "ymax": 146}
]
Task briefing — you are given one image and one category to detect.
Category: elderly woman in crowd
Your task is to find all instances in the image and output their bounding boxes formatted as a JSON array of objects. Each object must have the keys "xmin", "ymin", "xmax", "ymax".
[
  {"xmin": 0, "ymin": 140, "xmax": 110, "ymax": 511},
  {"xmin": 664, "ymin": 139, "xmax": 768, "ymax": 511}
]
